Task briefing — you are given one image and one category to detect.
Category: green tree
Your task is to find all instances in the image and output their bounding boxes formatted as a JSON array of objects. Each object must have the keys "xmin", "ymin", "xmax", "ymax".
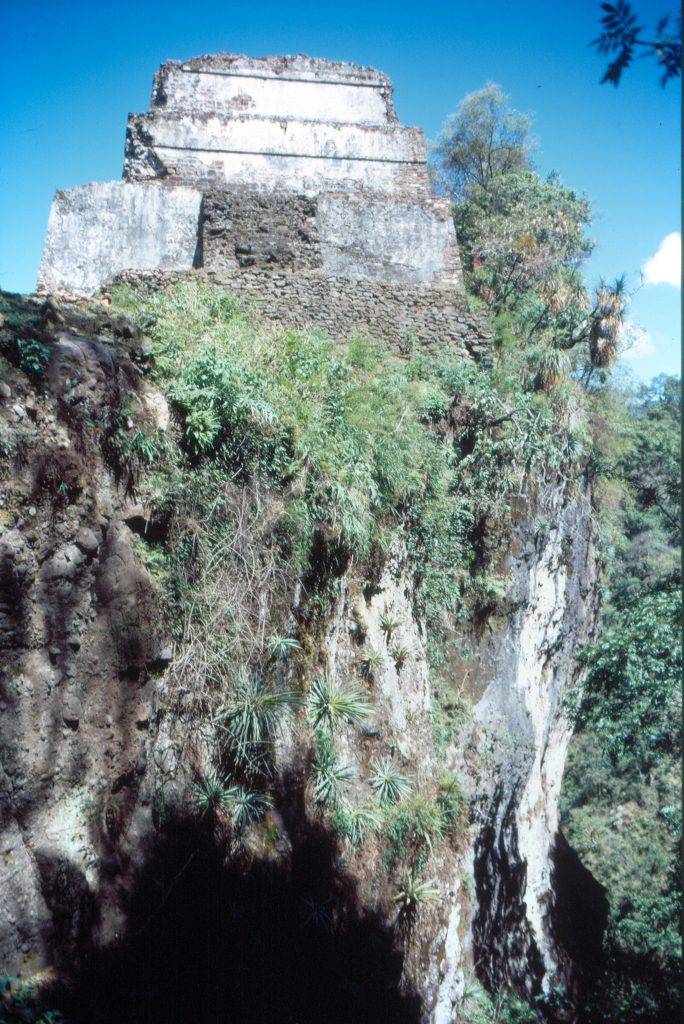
[
  {"xmin": 436, "ymin": 88, "xmax": 628, "ymax": 381},
  {"xmin": 562, "ymin": 372, "xmax": 681, "ymax": 1023},
  {"xmin": 434, "ymin": 83, "xmax": 532, "ymax": 200}
]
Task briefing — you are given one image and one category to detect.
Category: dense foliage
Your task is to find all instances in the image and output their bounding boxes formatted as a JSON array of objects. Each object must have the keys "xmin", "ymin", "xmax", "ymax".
[
  {"xmin": 436, "ymin": 86, "xmax": 681, "ymax": 1022},
  {"xmin": 561, "ymin": 376, "xmax": 681, "ymax": 1023}
]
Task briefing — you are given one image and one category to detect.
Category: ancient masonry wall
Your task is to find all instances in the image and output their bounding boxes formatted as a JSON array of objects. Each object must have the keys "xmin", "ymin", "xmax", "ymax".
[{"xmin": 37, "ymin": 53, "xmax": 492, "ymax": 358}]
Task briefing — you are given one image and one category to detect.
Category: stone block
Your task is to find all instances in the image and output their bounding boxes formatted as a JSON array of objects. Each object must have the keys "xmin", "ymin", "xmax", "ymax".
[
  {"xmin": 151, "ymin": 54, "xmax": 396, "ymax": 125},
  {"xmin": 38, "ymin": 181, "xmax": 202, "ymax": 296}
]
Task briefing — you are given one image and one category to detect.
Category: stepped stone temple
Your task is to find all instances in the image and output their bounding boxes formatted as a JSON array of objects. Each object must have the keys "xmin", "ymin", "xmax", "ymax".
[{"xmin": 38, "ymin": 54, "xmax": 491, "ymax": 357}]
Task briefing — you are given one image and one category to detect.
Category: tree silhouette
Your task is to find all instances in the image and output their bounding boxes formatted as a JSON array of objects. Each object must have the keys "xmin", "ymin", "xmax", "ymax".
[{"xmin": 593, "ymin": 2, "xmax": 681, "ymax": 85}]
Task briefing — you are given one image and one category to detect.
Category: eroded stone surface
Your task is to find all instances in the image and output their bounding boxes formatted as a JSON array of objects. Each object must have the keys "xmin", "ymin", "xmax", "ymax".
[{"xmin": 38, "ymin": 182, "xmax": 202, "ymax": 295}]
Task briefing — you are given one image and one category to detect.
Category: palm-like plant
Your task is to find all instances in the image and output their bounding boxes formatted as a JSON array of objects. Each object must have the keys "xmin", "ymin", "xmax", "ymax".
[
  {"xmin": 535, "ymin": 346, "xmax": 570, "ymax": 392},
  {"xmin": 219, "ymin": 671, "xmax": 299, "ymax": 767},
  {"xmin": 394, "ymin": 873, "xmax": 439, "ymax": 917},
  {"xmin": 369, "ymin": 757, "xmax": 411, "ymax": 805},
  {"xmin": 311, "ymin": 743, "xmax": 354, "ymax": 806},
  {"xmin": 307, "ymin": 676, "xmax": 372, "ymax": 733},
  {"xmin": 379, "ymin": 608, "xmax": 400, "ymax": 641},
  {"xmin": 227, "ymin": 785, "xmax": 271, "ymax": 829},
  {"xmin": 192, "ymin": 770, "xmax": 233, "ymax": 815},
  {"xmin": 391, "ymin": 642, "xmax": 412, "ymax": 671},
  {"xmin": 589, "ymin": 279, "xmax": 624, "ymax": 368}
]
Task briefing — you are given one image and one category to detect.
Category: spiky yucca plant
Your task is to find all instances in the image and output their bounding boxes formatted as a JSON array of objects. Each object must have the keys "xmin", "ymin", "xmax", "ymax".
[
  {"xmin": 391, "ymin": 642, "xmax": 412, "ymax": 671},
  {"xmin": 266, "ymin": 635, "xmax": 302, "ymax": 660},
  {"xmin": 589, "ymin": 280, "xmax": 624, "ymax": 368},
  {"xmin": 192, "ymin": 770, "xmax": 233, "ymax": 815},
  {"xmin": 311, "ymin": 744, "xmax": 354, "ymax": 806},
  {"xmin": 369, "ymin": 757, "xmax": 411, "ymax": 805},
  {"xmin": 535, "ymin": 346, "xmax": 570, "ymax": 392},
  {"xmin": 361, "ymin": 647, "xmax": 386, "ymax": 679},
  {"xmin": 394, "ymin": 873, "xmax": 439, "ymax": 916},
  {"xmin": 379, "ymin": 609, "xmax": 400, "ymax": 640},
  {"xmin": 307, "ymin": 676, "xmax": 373, "ymax": 733},
  {"xmin": 227, "ymin": 785, "xmax": 271, "ymax": 829},
  {"xmin": 219, "ymin": 672, "xmax": 299, "ymax": 768},
  {"xmin": 333, "ymin": 803, "xmax": 382, "ymax": 848}
]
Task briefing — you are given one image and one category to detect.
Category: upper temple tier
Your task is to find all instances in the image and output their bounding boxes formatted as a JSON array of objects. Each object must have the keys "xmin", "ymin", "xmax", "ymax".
[
  {"xmin": 37, "ymin": 54, "xmax": 491, "ymax": 360},
  {"xmin": 123, "ymin": 54, "xmax": 429, "ymax": 194}
]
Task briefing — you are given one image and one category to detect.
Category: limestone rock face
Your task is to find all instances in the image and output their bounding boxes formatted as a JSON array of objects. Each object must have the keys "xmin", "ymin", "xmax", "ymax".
[{"xmin": 0, "ymin": 301, "xmax": 598, "ymax": 1021}]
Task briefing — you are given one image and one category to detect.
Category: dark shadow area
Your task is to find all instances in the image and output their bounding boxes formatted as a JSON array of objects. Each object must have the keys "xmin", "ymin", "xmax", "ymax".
[
  {"xmin": 43, "ymin": 780, "xmax": 422, "ymax": 1024},
  {"xmin": 550, "ymin": 829, "xmax": 608, "ymax": 1011}
]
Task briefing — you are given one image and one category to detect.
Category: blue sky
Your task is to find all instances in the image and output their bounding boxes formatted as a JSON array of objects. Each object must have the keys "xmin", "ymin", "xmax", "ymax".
[{"xmin": 2, "ymin": 0, "xmax": 680, "ymax": 380}]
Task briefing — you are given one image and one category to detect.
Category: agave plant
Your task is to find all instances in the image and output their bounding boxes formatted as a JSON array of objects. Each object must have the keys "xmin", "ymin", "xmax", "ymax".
[
  {"xmin": 226, "ymin": 784, "xmax": 272, "ymax": 829},
  {"xmin": 589, "ymin": 279, "xmax": 625, "ymax": 369},
  {"xmin": 369, "ymin": 757, "xmax": 411, "ymax": 805},
  {"xmin": 391, "ymin": 642, "xmax": 412, "ymax": 671},
  {"xmin": 394, "ymin": 873, "xmax": 439, "ymax": 917},
  {"xmin": 379, "ymin": 608, "xmax": 400, "ymax": 641},
  {"xmin": 334, "ymin": 802, "xmax": 382, "ymax": 848},
  {"xmin": 311, "ymin": 743, "xmax": 354, "ymax": 806},
  {"xmin": 192, "ymin": 770, "xmax": 233, "ymax": 816},
  {"xmin": 219, "ymin": 671, "xmax": 299, "ymax": 768},
  {"xmin": 266, "ymin": 634, "xmax": 302, "ymax": 661},
  {"xmin": 307, "ymin": 675, "xmax": 373, "ymax": 733}
]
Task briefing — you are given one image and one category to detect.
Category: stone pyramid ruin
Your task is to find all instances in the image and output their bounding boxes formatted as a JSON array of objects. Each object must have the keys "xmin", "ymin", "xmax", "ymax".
[{"xmin": 38, "ymin": 54, "xmax": 490, "ymax": 357}]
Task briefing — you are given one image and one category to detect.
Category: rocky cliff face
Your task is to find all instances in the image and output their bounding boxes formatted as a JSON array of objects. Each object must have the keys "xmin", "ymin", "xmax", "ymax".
[{"xmin": 0, "ymin": 292, "xmax": 598, "ymax": 1023}]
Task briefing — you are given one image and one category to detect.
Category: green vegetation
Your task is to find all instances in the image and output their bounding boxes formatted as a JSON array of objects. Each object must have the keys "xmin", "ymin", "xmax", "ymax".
[
  {"xmin": 393, "ymin": 872, "xmax": 439, "ymax": 920},
  {"xmin": 368, "ymin": 757, "xmax": 411, "ymax": 806},
  {"xmin": 95, "ymin": 76, "xmax": 678, "ymax": 1016},
  {"xmin": 217, "ymin": 672, "xmax": 298, "ymax": 773},
  {"xmin": 436, "ymin": 86, "xmax": 680, "ymax": 1021},
  {"xmin": 310, "ymin": 733, "xmax": 354, "ymax": 806},
  {"xmin": 383, "ymin": 795, "xmax": 447, "ymax": 870},
  {"xmin": 459, "ymin": 980, "xmax": 537, "ymax": 1024},
  {"xmin": 306, "ymin": 676, "xmax": 373, "ymax": 733},
  {"xmin": 0, "ymin": 977, "xmax": 66, "ymax": 1024},
  {"xmin": 192, "ymin": 770, "xmax": 233, "ymax": 816},
  {"xmin": 560, "ymin": 375, "xmax": 681, "ymax": 1023},
  {"xmin": 592, "ymin": 3, "xmax": 681, "ymax": 87},
  {"xmin": 330, "ymin": 802, "xmax": 382, "ymax": 849},
  {"xmin": 227, "ymin": 785, "xmax": 272, "ymax": 829}
]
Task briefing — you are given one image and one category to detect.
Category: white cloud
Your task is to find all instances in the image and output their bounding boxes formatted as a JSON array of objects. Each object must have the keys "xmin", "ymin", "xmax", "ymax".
[
  {"xmin": 642, "ymin": 232, "xmax": 681, "ymax": 287},
  {"xmin": 620, "ymin": 320, "xmax": 656, "ymax": 360}
]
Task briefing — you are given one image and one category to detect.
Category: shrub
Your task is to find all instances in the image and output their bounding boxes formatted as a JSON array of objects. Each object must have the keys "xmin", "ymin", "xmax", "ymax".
[{"xmin": 17, "ymin": 337, "xmax": 51, "ymax": 377}]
